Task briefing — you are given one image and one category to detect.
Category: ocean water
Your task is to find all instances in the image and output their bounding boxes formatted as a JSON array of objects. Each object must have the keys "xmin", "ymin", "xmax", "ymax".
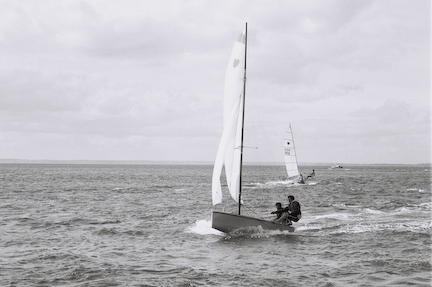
[{"xmin": 1, "ymin": 163, "xmax": 431, "ymax": 287}]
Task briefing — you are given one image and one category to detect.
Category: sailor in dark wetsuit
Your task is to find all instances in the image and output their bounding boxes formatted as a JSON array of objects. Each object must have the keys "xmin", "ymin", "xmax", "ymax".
[
  {"xmin": 274, "ymin": 195, "xmax": 302, "ymax": 225},
  {"xmin": 305, "ymin": 169, "xmax": 315, "ymax": 180},
  {"xmin": 271, "ymin": 202, "xmax": 285, "ymax": 219}
]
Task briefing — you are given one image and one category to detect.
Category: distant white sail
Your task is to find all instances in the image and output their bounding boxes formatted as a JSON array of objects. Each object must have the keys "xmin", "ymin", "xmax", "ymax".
[
  {"xmin": 284, "ymin": 125, "xmax": 299, "ymax": 178},
  {"xmin": 212, "ymin": 28, "xmax": 246, "ymax": 205}
]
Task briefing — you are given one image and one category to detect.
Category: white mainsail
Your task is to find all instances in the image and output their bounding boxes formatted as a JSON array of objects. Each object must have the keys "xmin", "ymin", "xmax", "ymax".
[
  {"xmin": 212, "ymin": 28, "xmax": 246, "ymax": 205},
  {"xmin": 211, "ymin": 24, "xmax": 297, "ymax": 234},
  {"xmin": 284, "ymin": 124, "xmax": 299, "ymax": 178}
]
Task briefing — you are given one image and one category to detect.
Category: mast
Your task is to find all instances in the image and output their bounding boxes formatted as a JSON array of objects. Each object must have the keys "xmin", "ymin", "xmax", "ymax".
[{"xmin": 238, "ymin": 22, "xmax": 247, "ymax": 215}]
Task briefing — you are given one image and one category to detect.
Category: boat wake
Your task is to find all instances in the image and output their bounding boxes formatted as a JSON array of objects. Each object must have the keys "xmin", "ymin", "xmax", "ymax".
[
  {"xmin": 297, "ymin": 204, "xmax": 432, "ymax": 235},
  {"xmin": 248, "ymin": 180, "xmax": 318, "ymax": 188},
  {"xmin": 186, "ymin": 219, "xmax": 299, "ymax": 239},
  {"xmin": 224, "ymin": 227, "xmax": 295, "ymax": 238}
]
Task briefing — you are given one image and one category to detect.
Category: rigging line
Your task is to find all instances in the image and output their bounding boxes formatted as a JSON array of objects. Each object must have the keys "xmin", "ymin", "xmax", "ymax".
[
  {"xmin": 235, "ymin": 146, "xmax": 258, "ymax": 150},
  {"xmin": 248, "ymin": 89, "xmax": 277, "ymax": 165},
  {"xmin": 242, "ymin": 203, "xmax": 266, "ymax": 220}
]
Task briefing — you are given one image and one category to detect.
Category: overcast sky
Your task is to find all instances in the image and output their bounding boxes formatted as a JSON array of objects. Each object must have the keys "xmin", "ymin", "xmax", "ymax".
[{"xmin": 0, "ymin": 0, "xmax": 430, "ymax": 164}]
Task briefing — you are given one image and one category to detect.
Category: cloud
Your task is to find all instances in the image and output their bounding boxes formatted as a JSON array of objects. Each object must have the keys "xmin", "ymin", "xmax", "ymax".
[{"xmin": 0, "ymin": 0, "xmax": 429, "ymax": 163}]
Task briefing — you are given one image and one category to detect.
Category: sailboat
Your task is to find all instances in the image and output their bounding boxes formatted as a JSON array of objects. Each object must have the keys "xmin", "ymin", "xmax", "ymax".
[
  {"xmin": 211, "ymin": 23, "xmax": 295, "ymax": 234},
  {"xmin": 284, "ymin": 125, "xmax": 317, "ymax": 184},
  {"xmin": 284, "ymin": 124, "xmax": 300, "ymax": 183}
]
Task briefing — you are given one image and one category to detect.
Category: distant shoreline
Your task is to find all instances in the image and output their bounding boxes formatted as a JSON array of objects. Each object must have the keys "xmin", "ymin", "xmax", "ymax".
[{"xmin": 0, "ymin": 159, "xmax": 430, "ymax": 166}]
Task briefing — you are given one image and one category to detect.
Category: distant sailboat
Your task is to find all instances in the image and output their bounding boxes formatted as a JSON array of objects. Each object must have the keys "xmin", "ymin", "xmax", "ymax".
[
  {"xmin": 211, "ymin": 23, "xmax": 294, "ymax": 234},
  {"xmin": 284, "ymin": 125, "xmax": 315, "ymax": 184},
  {"xmin": 284, "ymin": 124, "xmax": 300, "ymax": 182}
]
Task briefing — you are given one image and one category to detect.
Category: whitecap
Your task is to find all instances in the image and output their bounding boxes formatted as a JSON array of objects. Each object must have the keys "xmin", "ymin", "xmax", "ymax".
[
  {"xmin": 186, "ymin": 219, "xmax": 223, "ymax": 235},
  {"xmin": 363, "ymin": 208, "xmax": 385, "ymax": 214},
  {"xmin": 336, "ymin": 220, "xmax": 432, "ymax": 234}
]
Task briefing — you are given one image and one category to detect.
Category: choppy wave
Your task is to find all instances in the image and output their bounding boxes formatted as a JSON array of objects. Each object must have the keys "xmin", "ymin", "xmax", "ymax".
[{"xmin": 1, "ymin": 163, "xmax": 431, "ymax": 286}]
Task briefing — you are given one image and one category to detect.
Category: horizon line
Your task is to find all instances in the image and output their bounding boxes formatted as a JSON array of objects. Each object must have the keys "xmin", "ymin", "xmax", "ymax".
[{"xmin": 0, "ymin": 159, "xmax": 430, "ymax": 166}]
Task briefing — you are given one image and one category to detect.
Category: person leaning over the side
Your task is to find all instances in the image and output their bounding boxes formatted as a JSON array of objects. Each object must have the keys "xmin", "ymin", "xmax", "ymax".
[{"xmin": 271, "ymin": 202, "xmax": 285, "ymax": 219}]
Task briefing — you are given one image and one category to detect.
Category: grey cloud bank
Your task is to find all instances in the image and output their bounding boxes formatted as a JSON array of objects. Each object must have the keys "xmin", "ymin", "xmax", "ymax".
[{"xmin": 0, "ymin": 0, "xmax": 430, "ymax": 164}]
